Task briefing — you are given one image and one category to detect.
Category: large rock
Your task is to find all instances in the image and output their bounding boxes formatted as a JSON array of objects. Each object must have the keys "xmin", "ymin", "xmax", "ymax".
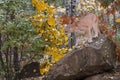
[
  {"xmin": 84, "ymin": 72, "xmax": 120, "ymax": 80},
  {"xmin": 84, "ymin": 66, "xmax": 120, "ymax": 80},
  {"xmin": 44, "ymin": 35, "xmax": 117, "ymax": 80}
]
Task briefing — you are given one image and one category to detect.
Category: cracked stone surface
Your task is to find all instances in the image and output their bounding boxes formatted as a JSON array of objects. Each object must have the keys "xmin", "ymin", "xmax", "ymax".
[{"xmin": 44, "ymin": 35, "xmax": 117, "ymax": 80}]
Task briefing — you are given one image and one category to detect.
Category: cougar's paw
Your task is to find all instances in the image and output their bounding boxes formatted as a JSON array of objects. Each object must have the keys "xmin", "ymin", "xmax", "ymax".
[
  {"xmin": 93, "ymin": 35, "xmax": 98, "ymax": 38},
  {"xmin": 74, "ymin": 46, "xmax": 81, "ymax": 49},
  {"xmin": 74, "ymin": 44, "xmax": 81, "ymax": 49},
  {"xmin": 88, "ymin": 39, "xmax": 93, "ymax": 43},
  {"xmin": 93, "ymin": 34, "xmax": 99, "ymax": 38},
  {"xmin": 93, "ymin": 35, "xmax": 99, "ymax": 41}
]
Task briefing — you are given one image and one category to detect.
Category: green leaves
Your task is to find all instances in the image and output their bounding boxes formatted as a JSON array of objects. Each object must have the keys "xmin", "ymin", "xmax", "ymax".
[
  {"xmin": 98, "ymin": 0, "xmax": 114, "ymax": 8},
  {"xmin": 0, "ymin": 0, "xmax": 51, "ymax": 79},
  {"xmin": 29, "ymin": 36, "xmax": 45, "ymax": 52},
  {"xmin": 45, "ymin": 0, "xmax": 65, "ymax": 7},
  {"xmin": 0, "ymin": 0, "xmax": 47, "ymax": 61}
]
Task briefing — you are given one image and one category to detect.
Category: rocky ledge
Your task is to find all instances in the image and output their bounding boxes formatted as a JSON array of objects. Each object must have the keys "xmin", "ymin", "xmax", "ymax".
[{"xmin": 44, "ymin": 35, "xmax": 117, "ymax": 80}]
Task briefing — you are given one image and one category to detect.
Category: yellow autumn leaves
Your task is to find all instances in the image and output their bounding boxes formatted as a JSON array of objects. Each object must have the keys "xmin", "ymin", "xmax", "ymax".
[
  {"xmin": 31, "ymin": 0, "xmax": 69, "ymax": 75},
  {"xmin": 47, "ymin": 17, "xmax": 55, "ymax": 26}
]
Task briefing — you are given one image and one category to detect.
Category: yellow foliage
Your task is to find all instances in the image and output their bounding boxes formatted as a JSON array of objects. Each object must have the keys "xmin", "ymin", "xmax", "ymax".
[
  {"xmin": 40, "ymin": 63, "xmax": 51, "ymax": 75},
  {"xmin": 32, "ymin": 0, "xmax": 37, "ymax": 7},
  {"xmin": 47, "ymin": 17, "xmax": 55, "ymax": 26},
  {"xmin": 31, "ymin": 0, "xmax": 69, "ymax": 75}
]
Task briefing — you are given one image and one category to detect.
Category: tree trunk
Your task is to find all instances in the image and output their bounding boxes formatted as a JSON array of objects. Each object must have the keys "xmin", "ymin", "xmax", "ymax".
[
  {"xmin": 13, "ymin": 46, "xmax": 20, "ymax": 80},
  {"xmin": 65, "ymin": 0, "xmax": 77, "ymax": 48},
  {"xmin": 0, "ymin": 33, "xmax": 5, "ymax": 73}
]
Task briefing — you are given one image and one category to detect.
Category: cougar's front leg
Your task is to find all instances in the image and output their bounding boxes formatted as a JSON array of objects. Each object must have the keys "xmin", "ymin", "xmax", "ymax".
[
  {"xmin": 87, "ymin": 27, "xmax": 93, "ymax": 43},
  {"xmin": 92, "ymin": 20, "xmax": 99, "ymax": 38},
  {"xmin": 75, "ymin": 37, "xmax": 80, "ymax": 46},
  {"xmin": 74, "ymin": 33, "xmax": 80, "ymax": 48}
]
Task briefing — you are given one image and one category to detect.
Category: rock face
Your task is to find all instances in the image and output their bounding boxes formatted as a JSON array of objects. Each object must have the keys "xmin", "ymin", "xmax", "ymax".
[
  {"xmin": 84, "ymin": 72, "xmax": 120, "ymax": 80},
  {"xmin": 84, "ymin": 66, "xmax": 120, "ymax": 80},
  {"xmin": 44, "ymin": 36, "xmax": 117, "ymax": 80}
]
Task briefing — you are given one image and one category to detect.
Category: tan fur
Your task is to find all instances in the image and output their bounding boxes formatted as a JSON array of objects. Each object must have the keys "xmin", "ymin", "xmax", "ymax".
[{"xmin": 66, "ymin": 13, "xmax": 100, "ymax": 46}]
